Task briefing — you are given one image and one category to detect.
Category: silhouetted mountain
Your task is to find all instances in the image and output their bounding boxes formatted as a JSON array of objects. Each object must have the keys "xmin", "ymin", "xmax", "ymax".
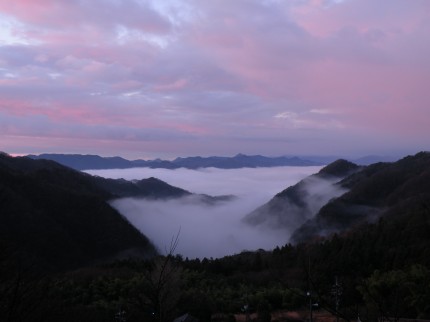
[
  {"xmin": 28, "ymin": 153, "xmax": 147, "ymax": 170},
  {"xmin": 243, "ymin": 153, "xmax": 430, "ymax": 245},
  {"xmin": 243, "ymin": 159, "xmax": 360, "ymax": 234},
  {"xmin": 289, "ymin": 154, "xmax": 400, "ymax": 165},
  {"xmin": 0, "ymin": 154, "xmax": 172, "ymax": 271},
  {"xmin": 316, "ymin": 159, "xmax": 360, "ymax": 178},
  {"xmin": 29, "ymin": 153, "xmax": 322, "ymax": 170},
  {"xmin": 91, "ymin": 175, "xmax": 234, "ymax": 204},
  {"xmin": 173, "ymin": 153, "xmax": 321, "ymax": 169},
  {"xmin": 290, "ymin": 151, "xmax": 430, "ymax": 243},
  {"xmin": 351, "ymin": 154, "xmax": 400, "ymax": 165},
  {"xmin": 92, "ymin": 176, "xmax": 191, "ymax": 199}
]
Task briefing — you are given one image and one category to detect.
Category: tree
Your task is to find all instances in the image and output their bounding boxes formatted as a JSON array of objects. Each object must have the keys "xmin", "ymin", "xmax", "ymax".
[
  {"xmin": 256, "ymin": 299, "xmax": 271, "ymax": 322},
  {"xmin": 128, "ymin": 232, "xmax": 182, "ymax": 322},
  {"xmin": 357, "ymin": 266, "xmax": 430, "ymax": 321}
]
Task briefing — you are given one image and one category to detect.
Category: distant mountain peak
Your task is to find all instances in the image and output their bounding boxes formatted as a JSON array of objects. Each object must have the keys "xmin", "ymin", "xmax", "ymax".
[{"xmin": 318, "ymin": 159, "xmax": 359, "ymax": 177}]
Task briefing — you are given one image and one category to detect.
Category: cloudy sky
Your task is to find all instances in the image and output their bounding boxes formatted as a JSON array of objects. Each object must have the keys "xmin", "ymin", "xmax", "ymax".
[{"xmin": 1, "ymin": 0, "xmax": 429, "ymax": 159}]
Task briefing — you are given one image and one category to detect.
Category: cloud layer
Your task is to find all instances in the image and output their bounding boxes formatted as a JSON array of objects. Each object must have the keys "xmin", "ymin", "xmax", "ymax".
[
  {"xmin": 1, "ymin": 0, "xmax": 430, "ymax": 158},
  {"xmin": 87, "ymin": 166, "xmax": 321, "ymax": 258}
]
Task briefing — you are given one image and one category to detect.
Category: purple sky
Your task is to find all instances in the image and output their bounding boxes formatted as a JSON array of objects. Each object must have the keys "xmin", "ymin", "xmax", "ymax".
[{"xmin": 1, "ymin": 0, "xmax": 429, "ymax": 159}]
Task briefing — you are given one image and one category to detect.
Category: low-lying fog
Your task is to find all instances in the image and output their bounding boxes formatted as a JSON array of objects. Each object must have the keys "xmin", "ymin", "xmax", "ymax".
[{"xmin": 86, "ymin": 166, "xmax": 322, "ymax": 258}]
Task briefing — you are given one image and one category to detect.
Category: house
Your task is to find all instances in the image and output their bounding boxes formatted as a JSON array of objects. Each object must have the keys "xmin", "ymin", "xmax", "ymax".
[{"xmin": 173, "ymin": 313, "xmax": 200, "ymax": 322}]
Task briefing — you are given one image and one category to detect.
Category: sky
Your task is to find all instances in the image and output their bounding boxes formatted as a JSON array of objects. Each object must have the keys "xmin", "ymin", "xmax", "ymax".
[{"xmin": 1, "ymin": 0, "xmax": 430, "ymax": 159}]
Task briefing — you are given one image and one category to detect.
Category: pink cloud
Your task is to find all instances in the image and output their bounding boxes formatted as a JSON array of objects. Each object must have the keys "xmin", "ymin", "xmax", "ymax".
[
  {"xmin": 154, "ymin": 78, "xmax": 188, "ymax": 91},
  {"xmin": 1, "ymin": 0, "xmax": 430, "ymax": 157},
  {"xmin": 0, "ymin": 0, "xmax": 171, "ymax": 34}
]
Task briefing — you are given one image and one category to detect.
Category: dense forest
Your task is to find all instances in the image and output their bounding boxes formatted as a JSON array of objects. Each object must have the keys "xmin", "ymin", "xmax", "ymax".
[{"xmin": 1, "ymin": 152, "xmax": 430, "ymax": 322}]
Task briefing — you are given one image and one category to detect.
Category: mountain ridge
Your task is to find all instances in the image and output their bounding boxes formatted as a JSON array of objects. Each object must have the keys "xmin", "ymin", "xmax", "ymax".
[
  {"xmin": 28, "ymin": 153, "xmax": 322, "ymax": 170},
  {"xmin": 243, "ymin": 152, "xmax": 430, "ymax": 246},
  {"xmin": 242, "ymin": 159, "xmax": 360, "ymax": 234}
]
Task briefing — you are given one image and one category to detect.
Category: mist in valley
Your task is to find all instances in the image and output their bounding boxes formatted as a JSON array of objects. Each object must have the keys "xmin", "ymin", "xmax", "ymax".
[
  {"xmin": 87, "ymin": 166, "xmax": 322, "ymax": 258},
  {"xmin": 243, "ymin": 175, "xmax": 348, "ymax": 235}
]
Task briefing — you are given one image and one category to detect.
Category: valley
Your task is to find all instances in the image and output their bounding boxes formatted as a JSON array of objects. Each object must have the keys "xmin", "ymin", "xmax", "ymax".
[{"xmin": 87, "ymin": 165, "xmax": 322, "ymax": 258}]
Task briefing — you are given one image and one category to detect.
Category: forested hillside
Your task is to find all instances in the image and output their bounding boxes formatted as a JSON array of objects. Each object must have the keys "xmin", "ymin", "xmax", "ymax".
[
  {"xmin": 1, "ymin": 152, "xmax": 430, "ymax": 322},
  {"xmin": 0, "ymin": 153, "xmax": 158, "ymax": 271},
  {"xmin": 291, "ymin": 152, "xmax": 430, "ymax": 243},
  {"xmin": 243, "ymin": 159, "xmax": 359, "ymax": 235}
]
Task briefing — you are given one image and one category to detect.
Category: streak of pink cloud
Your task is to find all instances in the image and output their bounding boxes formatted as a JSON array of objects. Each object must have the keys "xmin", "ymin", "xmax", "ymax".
[{"xmin": 0, "ymin": 0, "xmax": 171, "ymax": 34}]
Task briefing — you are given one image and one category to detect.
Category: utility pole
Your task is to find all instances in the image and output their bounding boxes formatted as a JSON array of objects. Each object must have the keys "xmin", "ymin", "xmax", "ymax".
[
  {"xmin": 308, "ymin": 257, "xmax": 312, "ymax": 322},
  {"xmin": 307, "ymin": 291, "xmax": 313, "ymax": 322},
  {"xmin": 331, "ymin": 276, "xmax": 342, "ymax": 322},
  {"xmin": 242, "ymin": 294, "xmax": 250, "ymax": 322}
]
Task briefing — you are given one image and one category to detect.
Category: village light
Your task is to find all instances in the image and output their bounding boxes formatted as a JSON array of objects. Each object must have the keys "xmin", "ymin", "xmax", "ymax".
[{"xmin": 115, "ymin": 308, "xmax": 126, "ymax": 322}]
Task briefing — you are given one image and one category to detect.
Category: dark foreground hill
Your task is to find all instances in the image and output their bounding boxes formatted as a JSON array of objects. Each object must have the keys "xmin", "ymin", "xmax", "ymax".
[{"xmin": 0, "ymin": 153, "xmax": 191, "ymax": 271}]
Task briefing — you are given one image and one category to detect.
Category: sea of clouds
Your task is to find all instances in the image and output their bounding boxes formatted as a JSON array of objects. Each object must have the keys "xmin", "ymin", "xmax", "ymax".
[{"xmin": 86, "ymin": 166, "xmax": 322, "ymax": 258}]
